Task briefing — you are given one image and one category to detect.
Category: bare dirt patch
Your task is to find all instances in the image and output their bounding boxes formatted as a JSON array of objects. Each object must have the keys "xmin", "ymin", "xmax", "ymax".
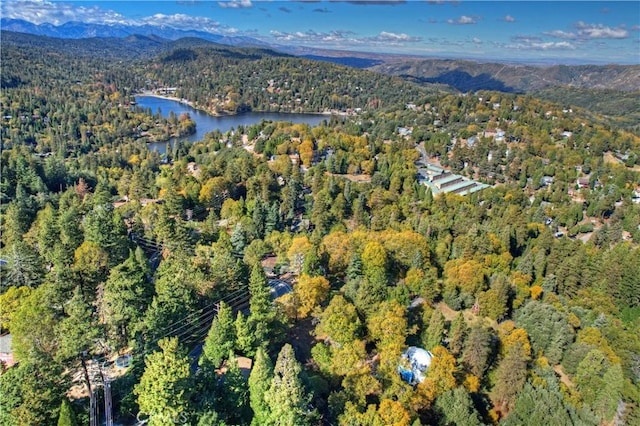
[
  {"xmin": 325, "ymin": 172, "xmax": 371, "ymax": 183},
  {"xmin": 604, "ymin": 152, "xmax": 640, "ymax": 172}
]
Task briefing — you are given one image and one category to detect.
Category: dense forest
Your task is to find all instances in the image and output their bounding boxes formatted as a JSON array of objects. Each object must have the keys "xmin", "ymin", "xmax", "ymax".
[{"xmin": 1, "ymin": 31, "xmax": 639, "ymax": 426}]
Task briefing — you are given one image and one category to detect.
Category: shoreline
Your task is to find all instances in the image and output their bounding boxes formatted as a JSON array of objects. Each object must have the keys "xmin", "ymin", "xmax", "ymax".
[{"xmin": 135, "ymin": 90, "xmax": 342, "ymax": 117}]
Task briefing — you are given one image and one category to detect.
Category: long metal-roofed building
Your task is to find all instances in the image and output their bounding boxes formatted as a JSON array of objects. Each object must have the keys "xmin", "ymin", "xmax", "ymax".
[{"xmin": 417, "ymin": 163, "xmax": 490, "ymax": 196}]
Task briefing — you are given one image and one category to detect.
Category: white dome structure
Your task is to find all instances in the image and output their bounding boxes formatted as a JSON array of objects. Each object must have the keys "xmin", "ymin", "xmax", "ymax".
[{"xmin": 398, "ymin": 346, "xmax": 433, "ymax": 385}]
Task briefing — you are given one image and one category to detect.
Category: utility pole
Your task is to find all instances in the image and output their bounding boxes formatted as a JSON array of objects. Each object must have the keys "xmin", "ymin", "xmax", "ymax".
[
  {"xmin": 84, "ymin": 353, "xmax": 99, "ymax": 426},
  {"xmin": 104, "ymin": 377, "xmax": 113, "ymax": 426},
  {"xmin": 89, "ymin": 387, "xmax": 99, "ymax": 426},
  {"xmin": 97, "ymin": 357, "xmax": 114, "ymax": 426}
]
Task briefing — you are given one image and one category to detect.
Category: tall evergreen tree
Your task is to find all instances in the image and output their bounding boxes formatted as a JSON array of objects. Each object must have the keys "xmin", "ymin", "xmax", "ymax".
[
  {"xmin": 231, "ymin": 223, "xmax": 247, "ymax": 257},
  {"xmin": 448, "ymin": 313, "xmax": 467, "ymax": 357},
  {"xmin": 249, "ymin": 347, "xmax": 274, "ymax": 426},
  {"xmin": 201, "ymin": 302, "xmax": 236, "ymax": 370},
  {"xmin": 83, "ymin": 203, "xmax": 128, "ymax": 266},
  {"xmin": 34, "ymin": 203, "xmax": 59, "ymax": 264},
  {"xmin": 218, "ymin": 352, "xmax": 251, "ymax": 424},
  {"xmin": 143, "ymin": 256, "xmax": 198, "ymax": 342},
  {"xmin": 435, "ymin": 386, "xmax": 483, "ymax": 426},
  {"xmin": 264, "ymin": 344, "xmax": 317, "ymax": 426},
  {"xmin": 55, "ymin": 287, "xmax": 99, "ymax": 362},
  {"xmin": 134, "ymin": 337, "xmax": 193, "ymax": 426},
  {"xmin": 102, "ymin": 251, "xmax": 153, "ymax": 346},
  {"xmin": 2, "ymin": 240, "xmax": 45, "ymax": 290},
  {"xmin": 462, "ymin": 325, "xmax": 493, "ymax": 378},
  {"xmin": 515, "ymin": 301, "xmax": 573, "ymax": 364},
  {"xmin": 0, "ymin": 361, "xmax": 67, "ymax": 426},
  {"xmin": 423, "ymin": 309, "xmax": 446, "ymax": 350},
  {"xmin": 491, "ymin": 342, "xmax": 529, "ymax": 415},
  {"xmin": 503, "ymin": 372, "xmax": 597, "ymax": 426},
  {"xmin": 235, "ymin": 312, "xmax": 255, "ymax": 356},
  {"xmin": 57, "ymin": 399, "xmax": 78, "ymax": 426},
  {"xmin": 248, "ymin": 263, "xmax": 276, "ymax": 349}
]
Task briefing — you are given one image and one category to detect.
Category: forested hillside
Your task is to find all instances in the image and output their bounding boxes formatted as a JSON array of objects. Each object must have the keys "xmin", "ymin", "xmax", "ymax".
[
  {"xmin": 372, "ymin": 58, "xmax": 640, "ymax": 93},
  {"xmin": 372, "ymin": 58, "xmax": 640, "ymax": 131},
  {"xmin": 1, "ymin": 32, "xmax": 639, "ymax": 426}
]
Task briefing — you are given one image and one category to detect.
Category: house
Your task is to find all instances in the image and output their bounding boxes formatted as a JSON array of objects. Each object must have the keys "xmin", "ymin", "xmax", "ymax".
[
  {"xmin": 398, "ymin": 127, "xmax": 413, "ymax": 137},
  {"xmin": 483, "ymin": 129, "xmax": 497, "ymax": 138},
  {"xmin": 0, "ymin": 334, "xmax": 14, "ymax": 367},
  {"xmin": 139, "ymin": 198, "xmax": 164, "ymax": 207},
  {"xmin": 577, "ymin": 177, "xmax": 590, "ymax": 189},
  {"xmin": 541, "ymin": 176, "xmax": 554, "ymax": 187},
  {"xmin": 187, "ymin": 162, "xmax": 200, "ymax": 178}
]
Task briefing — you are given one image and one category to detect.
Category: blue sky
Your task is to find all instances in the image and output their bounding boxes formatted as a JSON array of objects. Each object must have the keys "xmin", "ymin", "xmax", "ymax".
[{"xmin": 2, "ymin": 0, "xmax": 639, "ymax": 63}]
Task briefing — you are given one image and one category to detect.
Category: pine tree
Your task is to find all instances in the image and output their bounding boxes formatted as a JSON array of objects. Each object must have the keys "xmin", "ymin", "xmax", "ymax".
[
  {"xmin": 197, "ymin": 410, "xmax": 228, "ymax": 426},
  {"xmin": 34, "ymin": 203, "xmax": 59, "ymax": 264},
  {"xmin": 55, "ymin": 287, "xmax": 99, "ymax": 362},
  {"xmin": 462, "ymin": 325, "xmax": 493, "ymax": 378},
  {"xmin": 434, "ymin": 387, "xmax": 483, "ymax": 426},
  {"xmin": 57, "ymin": 399, "xmax": 78, "ymax": 426},
  {"xmin": 235, "ymin": 312, "xmax": 255, "ymax": 356},
  {"xmin": 248, "ymin": 263, "xmax": 276, "ymax": 348},
  {"xmin": 514, "ymin": 301, "xmax": 573, "ymax": 365},
  {"xmin": 265, "ymin": 201, "xmax": 281, "ymax": 233},
  {"xmin": 264, "ymin": 344, "xmax": 317, "ymax": 426},
  {"xmin": 218, "ymin": 352, "xmax": 251, "ymax": 424},
  {"xmin": 2, "ymin": 241, "xmax": 45, "ymax": 290},
  {"xmin": 448, "ymin": 313, "xmax": 467, "ymax": 357},
  {"xmin": 249, "ymin": 347, "xmax": 273, "ymax": 426},
  {"xmin": 346, "ymin": 252, "xmax": 363, "ymax": 281},
  {"xmin": 134, "ymin": 337, "xmax": 193, "ymax": 426},
  {"xmin": 143, "ymin": 257, "xmax": 197, "ymax": 342},
  {"xmin": 231, "ymin": 223, "xmax": 247, "ymax": 257},
  {"xmin": 504, "ymin": 376, "xmax": 597, "ymax": 426},
  {"xmin": 423, "ymin": 309, "xmax": 446, "ymax": 350},
  {"xmin": 491, "ymin": 342, "xmax": 528, "ymax": 414},
  {"xmin": 0, "ymin": 360, "xmax": 67, "ymax": 425},
  {"xmin": 201, "ymin": 302, "xmax": 236, "ymax": 370},
  {"xmin": 253, "ymin": 198, "xmax": 266, "ymax": 239},
  {"xmin": 83, "ymin": 203, "xmax": 128, "ymax": 266},
  {"xmin": 56, "ymin": 205, "xmax": 83, "ymax": 262},
  {"xmin": 102, "ymin": 251, "xmax": 153, "ymax": 346}
]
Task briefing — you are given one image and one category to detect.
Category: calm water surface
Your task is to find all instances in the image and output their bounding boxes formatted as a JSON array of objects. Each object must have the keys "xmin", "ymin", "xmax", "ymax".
[{"xmin": 135, "ymin": 96, "xmax": 327, "ymax": 152}]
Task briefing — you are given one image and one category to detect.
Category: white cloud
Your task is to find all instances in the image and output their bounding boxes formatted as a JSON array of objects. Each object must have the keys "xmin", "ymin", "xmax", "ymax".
[
  {"xmin": 0, "ymin": 1, "xmax": 246, "ymax": 35},
  {"xmin": 503, "ymin": 15, "xmax": 515, "ymax": 23},
  {"xmin": 269, "ymin": 28, "xmax": 421, "ymax": 47},
  {"xmin": 1, "ymin": 0, "xmax": 128, "ymax": 25},
  {"xmin": 575, "ymin": 21, "xmax": 628, "ymax": 39},
  {"xmin": 472, "ymin": 37, "xmax": 482, "ymax": 44},
  {"xmin": 370, "ymin": 31, "xmax": 422, "ymax": 43},
  {"xmin": 218, "ymin": 0, "xmax": 253, "ymax": 9},
  {"xmin": 507, "ymin": 38, "xmax": 576, "ymax": 51},
  {"xmin": 269, "ymin": 29, "xmax": 355, "ymax": 43},
  {"xmin": 544, "ymin": 22, "xmax": 629, "ymax": 41},
  {"xmin": 141, "ymin": 13, "xmax": 221, "ymax": 30},
  {"xmin": 543, "ymin": 30, "xmax": 578, "ymax": 40},
  {"xmin": 447, "ymin": 15, "xmax": 478, "ymax": 25}
]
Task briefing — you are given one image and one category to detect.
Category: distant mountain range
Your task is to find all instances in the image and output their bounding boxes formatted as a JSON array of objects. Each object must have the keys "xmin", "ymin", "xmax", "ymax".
[
  {"xmin": 371, "ymin": 58, "xmax": 640, "ymax": 93},
  {"xmin": 2, "ymin": 19, "xmax": 639, "ymax": 95},
  {"xmin": 0, "ymin": 18, "xmax": 271, "ymax": 49}
]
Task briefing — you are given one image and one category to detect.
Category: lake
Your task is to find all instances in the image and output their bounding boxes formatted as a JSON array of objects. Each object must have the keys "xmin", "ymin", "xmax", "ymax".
[{"xmin": 135, "ymin": 95, "xmax": 327, "ymax": 153}]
